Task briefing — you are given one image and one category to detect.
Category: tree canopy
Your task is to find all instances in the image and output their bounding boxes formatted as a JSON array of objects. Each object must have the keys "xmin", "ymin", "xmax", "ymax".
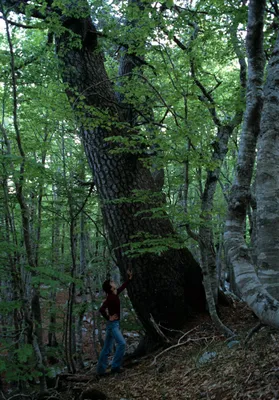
[{"xmin": 1, "ymin": 0, "xmax": 279, "ymax": 392}]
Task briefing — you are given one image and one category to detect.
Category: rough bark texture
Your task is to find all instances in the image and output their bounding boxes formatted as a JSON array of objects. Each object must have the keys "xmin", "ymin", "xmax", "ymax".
[
  {"xmin": 256, "ymin": 32, "xmax": 279, "ymax": 298},
  {"xmin": 82, "ymin": 122, "xmax": 204, "ymax": 333},
  {"xmin": 53, "ymin": 7, "xmax": 205, "ymax": 335},
  {"xmin": 224, "ymin": 0, "xmax": 279, "ymax": 327}
]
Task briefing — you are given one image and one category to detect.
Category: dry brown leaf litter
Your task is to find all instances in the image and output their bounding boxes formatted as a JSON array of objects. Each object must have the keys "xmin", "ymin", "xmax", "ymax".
[{"xmin": 61, "ymin": 302, "xmax": 279, "ymax": 400}]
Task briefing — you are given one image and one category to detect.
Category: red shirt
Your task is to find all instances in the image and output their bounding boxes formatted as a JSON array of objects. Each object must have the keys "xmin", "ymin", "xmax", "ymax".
[{"xmin": 99, "ymin": 280, "xmax": 130, "ymax": 321}]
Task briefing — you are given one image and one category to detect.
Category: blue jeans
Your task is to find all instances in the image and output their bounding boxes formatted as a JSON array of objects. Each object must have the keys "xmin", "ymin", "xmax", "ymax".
[{"xmin": 96, "ymin": 321, "xmax": 126, "ymax": 374}]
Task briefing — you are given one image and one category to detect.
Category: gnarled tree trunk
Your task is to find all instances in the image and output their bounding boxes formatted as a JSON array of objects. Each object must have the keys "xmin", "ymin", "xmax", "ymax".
[
  {"xmin": 54, "ymin": 3, "xmax": 205, "ymax": 336},
  {"xmin": 224, "ymin": 0, "xmax": 279, "ymax": 327}
]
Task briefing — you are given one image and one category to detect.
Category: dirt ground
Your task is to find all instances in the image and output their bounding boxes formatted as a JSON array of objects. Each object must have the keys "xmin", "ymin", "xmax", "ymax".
[{"xmin": 57, "ymin": 301, "xmax": 279, "ymax": 400}]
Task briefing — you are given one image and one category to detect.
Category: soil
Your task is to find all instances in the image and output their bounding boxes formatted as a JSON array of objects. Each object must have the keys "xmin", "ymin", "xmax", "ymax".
[{"xmin": 50, "ymin": 301, "xmax": 279, "ymax": 399}]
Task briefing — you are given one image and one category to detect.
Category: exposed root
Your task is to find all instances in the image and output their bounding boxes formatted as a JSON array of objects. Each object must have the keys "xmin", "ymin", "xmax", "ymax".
[{"xmin": 244, "ymin": 321, "xmax": 265, "ymax": 344}]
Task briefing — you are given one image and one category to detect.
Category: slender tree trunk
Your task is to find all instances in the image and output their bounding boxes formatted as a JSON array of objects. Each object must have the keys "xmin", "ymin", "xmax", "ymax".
[
  {"xmin": 61, "ymin": 134, "xmax": 77, "ymax": 373},
  {"xmin": 34, "ymin": 129, "xmax": 48, "ymax": 267},
  {"xmin": 1, "ymin": 9, "xmax": 47, "ymax": 390},
  {"xmin": 198, "ymin": 125, "xmax": 236, "ymax": 336},
  {"xmin": 1, "ymin": 156, "xmax": 22, "ymax": 343},
  {"xmin": 48, "ymin": 184, "xmax": 60, "ymax": 347},
  {"xmin": 183, "ymin": 19, "xmax": 246, "ymax": 335},
  {"xmin": 76, "ymin": 211, "xmax": 87, "ymax": 369}
]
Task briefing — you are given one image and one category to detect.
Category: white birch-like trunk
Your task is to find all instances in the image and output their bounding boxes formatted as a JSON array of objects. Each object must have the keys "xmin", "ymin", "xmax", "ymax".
[
  {"xmin": 224, "ymin": 0, "xmax": 279, "ymax": 327},
  {"xmin": 256, "ymin": 32, "xmax": 279, "ymax": 298}
]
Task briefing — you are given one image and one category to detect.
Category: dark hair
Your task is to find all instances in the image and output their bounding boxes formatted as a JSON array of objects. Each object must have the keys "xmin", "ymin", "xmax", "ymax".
[{"xmin": 102, "ymin": 279, "xmax": 112, "ymax": 294}]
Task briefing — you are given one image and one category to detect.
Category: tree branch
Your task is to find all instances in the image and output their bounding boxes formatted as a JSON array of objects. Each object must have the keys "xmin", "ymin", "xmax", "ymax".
[
  {"xmin": 0, "ymin": 16, "xmax": 44, "ymax": 29},
  {"xmin": 190, "ymin": 59, "xmax": 221, "ymax": 127}
]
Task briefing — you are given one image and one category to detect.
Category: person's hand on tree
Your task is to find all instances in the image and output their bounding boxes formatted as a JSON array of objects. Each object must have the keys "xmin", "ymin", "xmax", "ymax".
[{"xmin": 127, "ymin": 269, "xmax": 133, "ymax": 280}]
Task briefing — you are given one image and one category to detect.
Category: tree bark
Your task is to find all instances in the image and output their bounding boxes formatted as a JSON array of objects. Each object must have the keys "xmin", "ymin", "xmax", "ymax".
[
  {"xmin": 224, "ymin": 0, "xmax": 279, "ymax": 327},
  {"xmin": 256, "ymin": 30, "xmax": 279, "ymax": 298},
  {"xmin": 54, "ymin": 5, "xmax": 205, "ymax": 335}
]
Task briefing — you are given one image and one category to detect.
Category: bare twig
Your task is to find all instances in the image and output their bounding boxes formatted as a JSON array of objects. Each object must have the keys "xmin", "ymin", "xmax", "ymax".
[
  {"xmin": 150, "ymin": 328, "xmax": 203, "ymax": 366},
  {"xmin": 158, "ymin": 323, "xmax": 197, "ymax": 336},
  {"xmin": 244, "ymin": 322, "xmax": 265, "ymax": 344},
  {"xmin": 0, "ymin": 391, "xmax": 7, "ymax": 400},
  {"xmin": 178, "ymin": 327, "xmax": 196, "ymax": 344},
  {"xmin": 7, "ymin": 395, "xmax": 32, "ymax": 400},
  {"xmin": 149, "ymin": 314, "xmax": 170, "ymax": 343}
]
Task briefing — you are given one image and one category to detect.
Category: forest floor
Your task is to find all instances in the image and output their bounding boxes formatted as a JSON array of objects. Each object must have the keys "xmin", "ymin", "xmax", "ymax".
[{"xmin": 57, "ymin": 300, "xmax": 279, "ymax": 400}]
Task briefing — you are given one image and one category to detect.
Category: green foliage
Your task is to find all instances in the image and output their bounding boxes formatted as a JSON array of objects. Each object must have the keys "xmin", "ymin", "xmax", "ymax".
[
  {"xmin": 0, "ymin": 341, "xmax": 41, "ymax": 383},
  {"xmin": 0, "ymin": 300, "xmax": 21, "ymax": 315},
  {"xmin": 16, "ymin": 344, "xmax": 33, "ymax": 363},
  {"xmin": 1, "ymin": 0, "xmax": 274, "ymax": 386},
  {"xmin": 122, "ymin": 232, "xmax": 186, "ymax": 257}
]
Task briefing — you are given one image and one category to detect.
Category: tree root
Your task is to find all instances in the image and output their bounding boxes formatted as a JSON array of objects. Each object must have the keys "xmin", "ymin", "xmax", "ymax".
[{"xmin": 244, "ymin": 321, "xmax": 265, "ymax": 344}]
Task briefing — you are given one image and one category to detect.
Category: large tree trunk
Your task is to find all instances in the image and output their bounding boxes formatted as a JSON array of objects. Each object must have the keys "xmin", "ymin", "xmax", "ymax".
[
  {"xmin": 2, "ymin": 0, "xmax": 205, "ymax": 337},
  {"xmin": 54, "ymin": 6, "xmax": 205, "ymax": 335},
  {"xmin": 255, "ymin": 31, "xmax": 279, "ymax": 299}
]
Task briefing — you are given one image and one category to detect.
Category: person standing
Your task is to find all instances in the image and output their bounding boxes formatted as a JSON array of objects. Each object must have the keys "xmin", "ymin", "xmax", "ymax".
[{"xmin": 96, "ymin": 270, "xmax": 132, "ymax": 375}]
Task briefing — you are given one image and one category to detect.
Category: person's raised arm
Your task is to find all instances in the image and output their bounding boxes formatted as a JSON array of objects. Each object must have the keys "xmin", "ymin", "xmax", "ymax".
[{"xmin": 117, "ymin": 270, "xmax": 133, "ymax": 295}]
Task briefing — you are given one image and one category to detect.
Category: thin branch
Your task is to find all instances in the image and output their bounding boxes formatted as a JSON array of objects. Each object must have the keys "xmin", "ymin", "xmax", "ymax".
[
  {"xmin": 73, "ymin": 181, "xmax": 95, "ymax": 220},
  {"xmin": 218, "ymin": 179, "xmax": 229, "ymax": 203},
  {"xmin": 0, "ymin": 391, "xmax": 7, "ymax": 400},
  {"xmin": 7, "ymin": 394, "xmax": 32, "ymax": 400},
  {"xmin": 150, "ymin": 330, "xmax": 208, "ymax": 366},
  {"xmin": 244, "ymin": 322, "xmax": 265, "ymax": 344},
  {"xmin": 190, "ymin": 60, "xmax": 221, "ymax": 127},
  {"xmin": 172, "ymin": 34, "xmax": 187, "ymax": 50},
  {"xmin": 0, "ymin": 16, "xmax": 43, "ymax": 29},
  {"xmin": 158, "ymin": 108, "xmax": 170, "ymax": 125},
  {"xmin": 83, "ymin": 211, "xmax": 114, "ymax": 259},
  {"xmin": 1, "ymin": 7, "xmax": 24, "ymax": 160},
  {"xmin": 174, "ymin": 5, "xmax": 208, "ymax": 15},
  {"xmin": 149, "ymin": 314, "xmax": 171, "ymax": 343},
  {"xmin": 164, "ymin": 19, "xmax": 221, "ymax": 127},
  {"xmin": 208, "ymin": 80, "xmax": 222, "ymax": 95},
  {"xmin": 185, "ymin": 224, "xmax": 200, "ymax": 242}
]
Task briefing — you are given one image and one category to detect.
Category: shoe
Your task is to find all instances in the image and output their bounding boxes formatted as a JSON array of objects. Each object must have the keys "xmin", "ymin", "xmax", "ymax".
[{"xmin": 111, "ymin": 367, "xmax": 125, "ymax": 374}]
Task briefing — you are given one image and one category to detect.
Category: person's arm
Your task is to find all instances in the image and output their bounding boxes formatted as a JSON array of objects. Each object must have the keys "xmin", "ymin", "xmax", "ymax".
[
  {"xmin": 117, "ymin": 280, "xmax": 129, "ymax": 295},
  {"xmin": 99, "ymin": 298, "xmax": 109, "ymax": 321},
  {"xmin": 117, "ymin": 270, "xmax": 133, "ymax": 295}
]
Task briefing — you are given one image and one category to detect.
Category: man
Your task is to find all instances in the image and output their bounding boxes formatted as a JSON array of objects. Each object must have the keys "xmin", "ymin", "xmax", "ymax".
[{"xmin": 96, "ymin": 270, "xmax": 132, "ymax": 376}]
